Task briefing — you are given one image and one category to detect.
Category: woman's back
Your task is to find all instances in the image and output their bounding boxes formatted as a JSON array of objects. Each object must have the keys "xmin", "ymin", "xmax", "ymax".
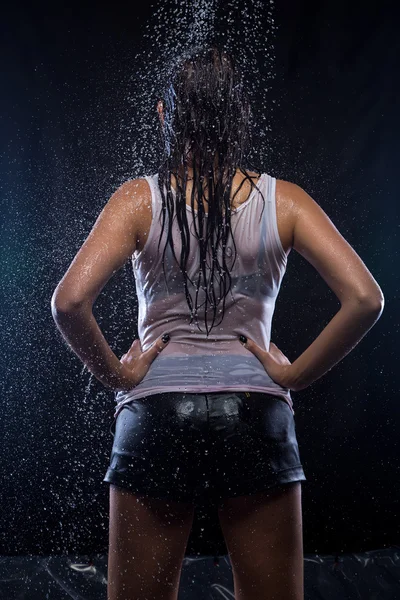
[
  {"xmin": 113, "ymin": 170, "xmax": 293, "ymax": 419},
  {"xmin": 137, "ymin": 169, "xmax": 295, "ymax": 258}
]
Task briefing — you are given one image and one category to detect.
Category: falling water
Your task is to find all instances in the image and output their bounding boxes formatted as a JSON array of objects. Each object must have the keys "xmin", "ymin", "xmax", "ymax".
[
  {"xmin": 60, "ymin": 0, "xmax": 278, "ymax": 409},
  {"xmin": 1, "ymin": 0, "xmax": 278, "ymax": 550}
]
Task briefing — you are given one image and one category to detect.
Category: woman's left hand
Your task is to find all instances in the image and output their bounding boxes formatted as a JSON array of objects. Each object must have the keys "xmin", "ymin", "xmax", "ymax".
[
  {"xmin": 239, "ymin": 336, "xmax": 295, "ymax": 390},
  {"xmin": 114, "ymin": 334, "xmax": 170, "ymax": 392}
]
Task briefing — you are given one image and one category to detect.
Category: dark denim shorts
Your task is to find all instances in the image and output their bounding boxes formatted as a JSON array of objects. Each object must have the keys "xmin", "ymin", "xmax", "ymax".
[{"xmin": 103, "ymin": 391, "xmax": 306, "ymax": 505}]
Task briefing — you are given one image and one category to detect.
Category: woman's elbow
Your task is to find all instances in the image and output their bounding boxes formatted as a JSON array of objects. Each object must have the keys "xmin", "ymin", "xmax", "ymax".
[{"xmin": 51, "ymin": 291, "xmax": 87, "ymax": 315}]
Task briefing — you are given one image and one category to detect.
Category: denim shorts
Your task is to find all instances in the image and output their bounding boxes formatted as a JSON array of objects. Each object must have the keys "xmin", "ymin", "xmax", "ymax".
[{"xmin": 103, "ymin": 391, "xmax": 306, "ymax": 505}]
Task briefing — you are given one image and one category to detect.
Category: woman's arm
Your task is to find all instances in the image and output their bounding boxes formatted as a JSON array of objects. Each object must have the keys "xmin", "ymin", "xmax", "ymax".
[
  {"xmin": 287, "ymin": 299, "xmax": 383, "ymax": 391},
  {"xmin": 50, "ymin": 304, "xmax": 134, "ymax": 390},
  {"xmin": 282, "ymin": 180, "xmax": 384, "ymax": 391},
  {"xmin": 51, "ymin": 178, "xmax": 150, "ymax": 389}
]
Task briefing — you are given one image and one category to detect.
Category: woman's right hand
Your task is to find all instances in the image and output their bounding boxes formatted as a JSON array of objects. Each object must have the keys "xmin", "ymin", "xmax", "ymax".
[{"xmin": 238, "ymin": 335, "xmax": 299, "ymax": 391}]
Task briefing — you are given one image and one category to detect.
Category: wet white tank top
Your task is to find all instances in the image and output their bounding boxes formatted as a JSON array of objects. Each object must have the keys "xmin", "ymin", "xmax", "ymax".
[{"xmin": 113, "ymin": 172, "xmax": 293, "ymax": 419}]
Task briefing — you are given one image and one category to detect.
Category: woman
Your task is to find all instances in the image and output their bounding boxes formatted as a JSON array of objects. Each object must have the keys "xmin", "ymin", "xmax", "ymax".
[{"xmin": 51, "ymin": 45, "xmax": 384, "ymax": 600}]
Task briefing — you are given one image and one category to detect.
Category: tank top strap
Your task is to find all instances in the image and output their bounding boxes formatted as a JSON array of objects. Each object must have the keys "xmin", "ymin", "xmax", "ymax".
[{"xmin": 261, "ymin": 173, "xmax": 287, "ymax": 266}]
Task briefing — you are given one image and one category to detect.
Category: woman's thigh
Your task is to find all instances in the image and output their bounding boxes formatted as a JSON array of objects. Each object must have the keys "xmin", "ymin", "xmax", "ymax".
[{"xmin": 218, "ymin": 481, "xmax": 304, "ymax": 600}]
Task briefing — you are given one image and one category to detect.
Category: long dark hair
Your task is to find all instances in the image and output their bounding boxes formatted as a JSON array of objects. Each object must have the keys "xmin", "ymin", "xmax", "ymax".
[{"xmin": 156, "ymin": 44, "xmax": 266, "ymax": 336}]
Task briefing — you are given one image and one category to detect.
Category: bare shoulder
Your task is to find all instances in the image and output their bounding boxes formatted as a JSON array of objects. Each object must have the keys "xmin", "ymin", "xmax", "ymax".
[
  {"xmin": 275, "ymin": 178, "xmax": 384, "ymax": 305},
  {"xmin": 275, "ymin": 177, "xmax": 339, "ymax": 256},
  {"xmin": 275, "ymin": 178, "xmax": 298, "ymax": 212},
  {"xmin": 113, "ymin": 177, "xmax": 151, "ymax": 211},
  {"xmin": 275, "ymin": 177, "xmax": 329, "ymax": 247},
  {"xmin": 275, "ymin": 177, "xmax": 341, "ymax": 252},
  {"xmin": 110, "ymin": 177, "xmax": 152, "ymax": 247},
  {"xmin": 275, "ymin": 177, "xmax": 331, "ymax": 223}
]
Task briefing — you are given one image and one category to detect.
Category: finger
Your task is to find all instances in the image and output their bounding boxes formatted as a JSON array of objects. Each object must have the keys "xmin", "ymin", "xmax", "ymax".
[
  {"xmin": 143, "ymin": 333, "xmax": 170, "ymax": 363},
  {"xmin": 268, "ymin": 342, "xmax": 290, "ymax": 364},
  {"xmin": 239, "ymin": 335, "xmax": 267, "ymax": 362}
]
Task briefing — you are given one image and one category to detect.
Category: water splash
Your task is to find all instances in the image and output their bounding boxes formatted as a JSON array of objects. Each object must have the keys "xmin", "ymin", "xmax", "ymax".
[{"xmin": 0, "ymin": 0, "xmax": 279, "ymax": 550}]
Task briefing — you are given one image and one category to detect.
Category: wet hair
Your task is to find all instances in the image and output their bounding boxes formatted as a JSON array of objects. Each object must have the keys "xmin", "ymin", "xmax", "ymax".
[{"xmin": 156, "ymin": 43, "xmax": 265, "ymax": 336}]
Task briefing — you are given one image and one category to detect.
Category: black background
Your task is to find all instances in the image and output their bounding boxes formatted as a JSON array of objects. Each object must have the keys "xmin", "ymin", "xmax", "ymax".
[{"xmin": 0, "ymin": 0, "xmax": 398, "ymax": 556}]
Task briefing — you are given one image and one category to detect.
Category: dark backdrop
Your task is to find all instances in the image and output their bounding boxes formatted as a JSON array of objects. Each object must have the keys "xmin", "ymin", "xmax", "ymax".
[{"xmin": 0, "ymin": 0, "xmax": 398, "ymax": 556}]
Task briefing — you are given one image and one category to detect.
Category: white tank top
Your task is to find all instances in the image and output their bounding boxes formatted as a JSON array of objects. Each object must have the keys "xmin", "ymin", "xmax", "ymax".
[{"xmin": 113, "ymin": 172, "xmax": 293, "ymax": 419}]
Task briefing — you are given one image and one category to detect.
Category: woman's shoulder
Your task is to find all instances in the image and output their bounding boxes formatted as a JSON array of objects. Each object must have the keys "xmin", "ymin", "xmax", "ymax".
[{"xmin": 111, "ymin": 177, "xmax": 153, "ymax": 218}]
